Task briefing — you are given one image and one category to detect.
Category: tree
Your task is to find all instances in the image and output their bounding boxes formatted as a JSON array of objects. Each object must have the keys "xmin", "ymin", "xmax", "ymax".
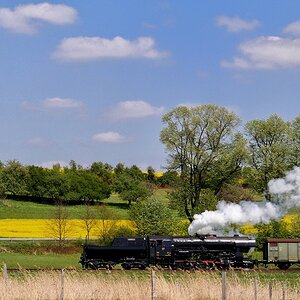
[
  {"xmin": 0, "ymin": 160, "xmax": 29, "ymax": 196},
  {"xmin": 160, "ymin": 105, "xmax": 245, "ymax": 222},
  {"xmin": 27, "ymin": 166, "xmax": 67, "ymax": 199},
  {"xmin": 97, "ymin": 204, "xmax": 118, "ymax": 244},
  {"xmin": 114, "ymin": 162, "xmax": 125, "ymax": 176},
  {"xmin": 157, "ymin": 170, "xmax": 179, "ymax": 188},
  {"xmin": 114, "ymin": 173, "xmax": 151, "ymax": 206},
  {"xmin": 287, "ymin": 116, "xmax": 300, "ymax": 168},
  {"xmin": 90, "ymin": 161, "xmax": 113, "ymax": 184},
  {"xmin": 46, "ymin": 200, "xmax": 71, "ymax": 248},
  {"xmin": 244, "ymin": 114, "xmax": 289, "ymax": 198},
  {"xmin": 146, "ymin": 166, "xmax": 156, "ymax": 183},
  {"xmin": 80, "ymin": 201, "xmax": 98, "ymax": 241},
  {"xmin": 130, "ymin": 197, "xmax": 178, "ymax": 235},
  {"xmin": 254, "ymin": 220, "xmax": 290, "ymax": 250},
  {"xmin": 64, "ymin": 169, "xmax": 111, "ymax": 202}
]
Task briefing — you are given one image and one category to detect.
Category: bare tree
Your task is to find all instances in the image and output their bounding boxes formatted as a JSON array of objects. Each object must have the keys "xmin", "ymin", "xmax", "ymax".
[
  {"xmin": 47, "ymin": 200, "xmax": 71, "ymax": 248},
  {"xmin": 97, "ymin": 204, "xmax": 118, "ymax": 244},
  {"xmin": 80, "ymin": 201, "xmax": 98, "ymax": 241}
]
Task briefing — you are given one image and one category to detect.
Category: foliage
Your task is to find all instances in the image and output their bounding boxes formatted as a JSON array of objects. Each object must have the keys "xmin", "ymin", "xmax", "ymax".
[
  {"xmin": 27, "ymin": 166, "xmax": 67, "ymax": 199},
  {"xmin": 217, "ymin": 184, "xmax": 256, "ymax": 203},
  {"xmin": 130, "ymin": 197, "xmax": 178, "ymax": 235},
  {"xmin": 90, "ymin": 161, "xmax": 113, "ymax": 184},
  {"xmin": 0, "ymin": 160, "xmax": 112, "ymax": 204},
  {"xmin": 160, "ymin": 105, "xmax": 245, "ymax": 221},
  {"xmin": 287, "ymin": 116, "xmax": 300, "ymax": 168},
  {"xmin": 252, "ymin": 216, "xmax": 300, "ymax": 250},
  {"xmin": 169, "ymin": 188, "xmax": 218, "ymax": 217},
  {"xmin": 157, "ymin": 170, "xmax": 179, "ymax": 188},
  {"xmin": 114, "ymin": 168, "xmax": 152, "ymax": 206},
  {"xmin": 64, "ymin": 169, "xmax": 111, "ymax": 201},
  {"xmin": 244, "ymin": 114, "xmax": 289, "ymax": 198},
  {"xmin": 0, "ymin": 160, "xmax": 29, "ymax": 195},
  {"xmin": 146, "ymin": 166, "xmax": 156, "ymax": 183}
]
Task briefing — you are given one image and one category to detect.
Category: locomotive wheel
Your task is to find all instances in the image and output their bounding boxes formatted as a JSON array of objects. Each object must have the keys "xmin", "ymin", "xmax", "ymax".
[
  {"xmin": 278, "ymin": 263, "xmax": 290, "ymax": 270},
  {"xmin": 122, "ymin": 263, "xmax": 131, "ymax": 270},
  {"xmin": 139, "ymin": 264, "xmax": 146, "ymax": 270},
  {"xmin": 105, "ymin": 264, "xmax": 112, "ymax": 270}
]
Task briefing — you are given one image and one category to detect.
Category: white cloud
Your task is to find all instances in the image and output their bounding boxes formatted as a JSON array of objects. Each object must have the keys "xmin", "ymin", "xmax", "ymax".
[
  {"xmin": 92, "ymin": 132, "xmax": 126, "ymax": 143},
  {"xmin": 0, "ymin": 2, "xmax": 77, "ymax": 34},
  {"xmin": 109, "ymin": 100, "xmax": 164, "ymax": 120},
  {"xmin": 222, "ymin": 36, "xmax": 300, "ymax": 69},
  {"xmin": 53, "ymin": 36, "xmax": 168, "ymax": 61},
  {"xmin": 22, "ymin": 97, "xmax": 83, "ymax": 110},
  {"xmin": 216, "ymin": 16, "xmax": 260, "ymax": 33},
  {"xmin": 42, "ymin": 97, "xmax": 83, "ymax": 109},
  {"xmin": 283, "ymin": 20, "xmax": 300, "ymax": 36},
  {"xmin": 27, "ymin": 137, "xmax": 49, "ymax": 147}
]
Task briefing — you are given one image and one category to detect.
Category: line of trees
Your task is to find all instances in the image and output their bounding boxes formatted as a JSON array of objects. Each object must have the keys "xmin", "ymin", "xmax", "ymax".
[
  {"xmin": 160, "ymin": 105, "xmax": 300, "ymax": 222},
  {"xmin": 0, "ymin": 160, "xmax": 174, "ymax": 205}
]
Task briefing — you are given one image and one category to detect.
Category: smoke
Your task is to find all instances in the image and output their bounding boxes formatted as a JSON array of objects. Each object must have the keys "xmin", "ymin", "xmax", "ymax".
[
  {"xmin": 188, "ymin": 167, "xmax": 300, "ymax": 236},
  {"xmin": 268, "ymin": 167, "xmax": 300, "ymax": 209}
]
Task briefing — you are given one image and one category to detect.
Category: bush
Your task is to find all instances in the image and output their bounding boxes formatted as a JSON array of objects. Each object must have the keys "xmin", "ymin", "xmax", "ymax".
[
  {"xmin": 130, "ymin": 197, "xmax": 179, "ymax": 236},
  {"xmin": 217, "ymin": 184, "xmax": 256, "ymax": 203}
]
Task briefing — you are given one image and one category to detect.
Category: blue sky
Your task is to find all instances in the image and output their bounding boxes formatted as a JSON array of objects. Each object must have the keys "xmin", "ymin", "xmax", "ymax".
[{"xmin": 1, "ymin": 1, "xmax": 300, "ymax": 170}]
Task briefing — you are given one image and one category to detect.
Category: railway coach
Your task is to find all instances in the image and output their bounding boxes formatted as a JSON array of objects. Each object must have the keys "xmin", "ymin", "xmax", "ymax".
[{"xmin": 263, "ymin": 238, "xmax": 300, "ymax": 270}]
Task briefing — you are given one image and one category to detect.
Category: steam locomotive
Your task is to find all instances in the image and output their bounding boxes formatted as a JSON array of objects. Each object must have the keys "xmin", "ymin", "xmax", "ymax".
[{"xmin": 79, "ymin": 235, "xmax": 256, "ymax": 270}]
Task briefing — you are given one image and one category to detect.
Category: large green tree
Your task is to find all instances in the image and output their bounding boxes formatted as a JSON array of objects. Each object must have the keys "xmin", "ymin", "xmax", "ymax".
[
  {"xmin": 160, "ymin": 105, "xmax": 246, "ymax": 222},
  {"xmin": 244, "ymin": 114, "xmax": 289, "ymax": 198},
  {"xmin": 114, "ymin": 172, "xmax": 151, "ymax": 206},
  {"xmin": 287, "ymin": 116, "xmax": 300, "ymax": 168},
  {"xmin": 64, "ymin": 169, "xmax": 111, "ymax": 201},
  {"xmin": 130, "ymin": 197, "xmax": 178, "ymax": 235},
  {"xmin": 27, "ymin": 166, "xmax": 67, "ymax": 199},
  {"xmin": 0, "ymin": 160, "xmax": 29, "ymax": 196},
  {"xmin": 113, "ymin": 165, "xmax": 152, "ymax": 206}
]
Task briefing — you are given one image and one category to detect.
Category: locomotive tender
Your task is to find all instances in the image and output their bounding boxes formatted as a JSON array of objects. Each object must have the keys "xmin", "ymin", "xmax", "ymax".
[{"xmin": 80, "ymin": 235, "xmax": 256, "ymax": 270}]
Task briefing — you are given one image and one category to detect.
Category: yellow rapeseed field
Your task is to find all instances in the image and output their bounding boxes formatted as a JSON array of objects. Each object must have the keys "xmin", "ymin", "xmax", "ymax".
[
  {"xmin": 0, "ymin": 215, "xmax": 297, "ymax": 238},
  {"xmin": 0, "ymin": 219, "xmax": 135, "ymax": 238}
]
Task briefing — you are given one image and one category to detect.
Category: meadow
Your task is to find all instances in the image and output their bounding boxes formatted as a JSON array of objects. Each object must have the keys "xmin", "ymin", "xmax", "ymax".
[
  {"xmin": 0, "ymin": 190, "xmax": 299, "ymax": 272},
  {"xmin": 0, "ymin": 270, "xmax": 299, "ymax": 300}
]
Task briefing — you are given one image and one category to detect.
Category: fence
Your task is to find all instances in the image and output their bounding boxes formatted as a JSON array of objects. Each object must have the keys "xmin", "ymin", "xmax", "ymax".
[{"xmin": 1, "ymin": 265, "xmax": 297, "ymax": 300}]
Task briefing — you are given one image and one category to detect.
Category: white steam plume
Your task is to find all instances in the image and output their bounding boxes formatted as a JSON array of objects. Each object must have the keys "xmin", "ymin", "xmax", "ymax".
[
  {"xmin": 268, "ymin": 167, "xmax": 300, "ymax": 208},
  {"xmin": 188, "ymin": 166, "xmax": 300, "ymax": 236}
]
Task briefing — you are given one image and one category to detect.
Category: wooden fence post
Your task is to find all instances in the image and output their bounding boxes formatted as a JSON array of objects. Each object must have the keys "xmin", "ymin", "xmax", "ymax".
[
  {"xmin": 269, "ymin": 281, "xmax": 272, "ymax": 300},
  {"xmin": 2, "ymin": 263, "xmax": 8, "ymax": 282},
  {"xmin": 151, "ymin": 269, "xmax": 157, "ymax": 300},
  {"xmin": 254, "ymin": 278, "xmax": 258, "ymax": 300},
  {"xmin": 60, "ymin": 269, "xmax": 65, "ymax": 300},
  {"xmin": 282, "ymin": 283, "xmax": 286, "ymax": 300},
  {"xmin": 222, "ymin": 271, "xmax": 227, "ymax": 300}
]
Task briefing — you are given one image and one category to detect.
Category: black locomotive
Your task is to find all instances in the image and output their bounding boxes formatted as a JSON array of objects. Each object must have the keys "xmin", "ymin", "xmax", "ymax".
[{"xmin": 80, "ymin": 235, "xmax": 256, "ymax": 270}]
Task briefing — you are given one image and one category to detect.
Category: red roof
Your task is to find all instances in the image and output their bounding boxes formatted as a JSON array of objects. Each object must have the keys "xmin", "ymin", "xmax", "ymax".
[{"xmin": 267, "ymin": 238, "xmax": 300, "ymax": 243}]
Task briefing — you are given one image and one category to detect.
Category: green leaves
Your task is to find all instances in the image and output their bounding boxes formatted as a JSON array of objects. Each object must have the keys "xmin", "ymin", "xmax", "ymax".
[
  {"xmin": 160, "ymin": 105, "xmax": 244, "ymax": 220},
  {"xmin": 130, "ymin": 197, "xmax": 178, "ymax": 236}
]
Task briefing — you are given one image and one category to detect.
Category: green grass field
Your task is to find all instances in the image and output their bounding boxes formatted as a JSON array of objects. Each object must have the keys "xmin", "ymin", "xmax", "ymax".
[
  {"xmin": 0, "ymin": 252, "xmax": 80, "ymax": 269},
  {"xmin": 0, "ymin": 190, "xmax": 170, "ymax": 219}
]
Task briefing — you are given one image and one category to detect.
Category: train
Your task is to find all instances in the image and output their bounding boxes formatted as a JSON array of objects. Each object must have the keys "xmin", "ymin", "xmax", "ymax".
[{"xmin": 79, "ymin": 235, "xmax": 300, "ymax": 270}]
